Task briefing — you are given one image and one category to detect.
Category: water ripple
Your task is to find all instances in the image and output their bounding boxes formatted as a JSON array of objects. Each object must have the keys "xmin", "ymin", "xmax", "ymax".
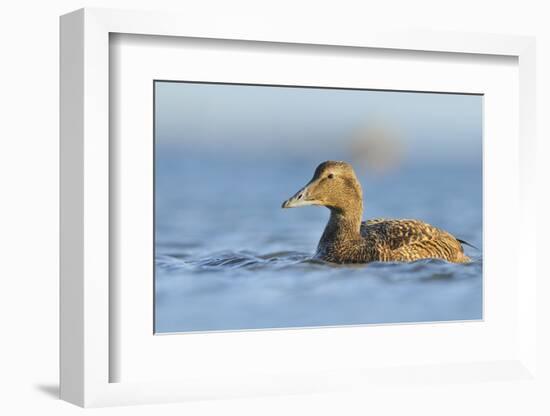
[{"xmin": 155, "ymin": 250, "xmax": 482, "ymax": 282}]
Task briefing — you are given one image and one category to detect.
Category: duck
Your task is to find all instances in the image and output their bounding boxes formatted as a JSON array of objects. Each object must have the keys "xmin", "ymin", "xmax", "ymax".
[{"xmin": 282, "ymin": 161, "xmax": 470, "ymax": 264}]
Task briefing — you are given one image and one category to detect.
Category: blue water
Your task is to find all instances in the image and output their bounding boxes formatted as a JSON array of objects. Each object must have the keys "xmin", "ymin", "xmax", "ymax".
[{"xmin": 154, "ymin": 150, "xmax": 482, "ymax": 333}]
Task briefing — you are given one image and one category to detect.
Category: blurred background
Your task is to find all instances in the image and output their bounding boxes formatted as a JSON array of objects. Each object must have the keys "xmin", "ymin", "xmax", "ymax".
[{"xmin": 154, "ymin": 81, "xmax": 483, "ymax": 333}]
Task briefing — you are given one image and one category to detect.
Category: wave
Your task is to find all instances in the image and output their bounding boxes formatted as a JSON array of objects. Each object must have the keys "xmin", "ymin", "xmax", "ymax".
[
  {"xmin": 155, "ymin": 250, "xmax": 482, "ymax": 281},
  {"xmin": 156, "ymin": 250, "xmax": 314, "ymax": 271}
]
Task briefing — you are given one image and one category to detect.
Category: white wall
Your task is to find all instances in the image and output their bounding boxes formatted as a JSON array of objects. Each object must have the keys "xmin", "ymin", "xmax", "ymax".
[{"xmin": 1, "ymin": 1, "xmax": 548, "ymax": 414}]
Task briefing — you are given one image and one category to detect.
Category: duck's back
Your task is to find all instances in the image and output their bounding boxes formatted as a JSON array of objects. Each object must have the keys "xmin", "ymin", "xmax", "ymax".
[{"xmin": 360, "ymin": 218, "xmax": 470, "ymax": 263}]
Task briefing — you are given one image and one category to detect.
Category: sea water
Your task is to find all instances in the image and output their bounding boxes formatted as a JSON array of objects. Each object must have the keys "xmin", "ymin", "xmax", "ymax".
[{"xmin": 154, "ymin": 150, "xmax": 482, "ymax": 333}]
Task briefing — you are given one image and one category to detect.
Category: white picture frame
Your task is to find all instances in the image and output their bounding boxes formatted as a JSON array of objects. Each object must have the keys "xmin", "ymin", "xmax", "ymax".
[{"xmin": 60, "ymin": 7, "xmax": 538, "ymax": 407}]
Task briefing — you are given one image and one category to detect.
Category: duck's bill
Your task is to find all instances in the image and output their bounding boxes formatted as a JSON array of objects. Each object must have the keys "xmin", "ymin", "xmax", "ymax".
[{"xmin": 281, "ymin": 185, "xmax": 319, "ymax": 208}]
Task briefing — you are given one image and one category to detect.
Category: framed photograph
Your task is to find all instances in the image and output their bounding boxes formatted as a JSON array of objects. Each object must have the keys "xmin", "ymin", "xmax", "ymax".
[
  {"xmin": 153, "ymin": 80, "xmax": 483, "ymax": 334},
  {"xmin": 60, "ymin": 8, "xmax": 538, "ymax": 407}
]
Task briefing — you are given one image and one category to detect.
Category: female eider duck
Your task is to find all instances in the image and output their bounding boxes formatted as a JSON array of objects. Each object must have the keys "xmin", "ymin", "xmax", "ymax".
[{"xmin": 282, "ymin": 161, "xmax": 470, "ymax": 264}]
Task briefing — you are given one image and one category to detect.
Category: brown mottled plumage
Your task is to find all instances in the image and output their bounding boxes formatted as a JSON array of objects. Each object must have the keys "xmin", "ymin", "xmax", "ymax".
[{"xmin": 282, "ymin": 161, "xmax": 470, "ymax": 264}]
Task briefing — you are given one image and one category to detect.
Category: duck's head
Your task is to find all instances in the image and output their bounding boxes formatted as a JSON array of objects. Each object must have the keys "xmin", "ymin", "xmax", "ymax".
[{"xmin": 282, "ymin": 161, "xmax": 363, "ymax": 214}]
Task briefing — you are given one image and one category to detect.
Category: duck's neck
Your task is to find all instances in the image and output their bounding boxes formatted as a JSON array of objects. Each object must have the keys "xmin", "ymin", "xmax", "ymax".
[{"xmin": 319, "ymin": 204, "xmax": 363, "ymax": 246}]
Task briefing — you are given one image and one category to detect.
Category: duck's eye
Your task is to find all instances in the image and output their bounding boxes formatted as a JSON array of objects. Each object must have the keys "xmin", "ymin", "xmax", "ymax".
[{"xmin": 327, "ymin": 173, "xmax": 334, "ymax": 179}]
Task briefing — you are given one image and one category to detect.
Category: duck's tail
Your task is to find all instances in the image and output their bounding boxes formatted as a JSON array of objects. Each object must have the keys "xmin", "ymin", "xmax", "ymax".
[{"xmin": 457, "ymin": 238, "xmax": 479, "ymax": 251}]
